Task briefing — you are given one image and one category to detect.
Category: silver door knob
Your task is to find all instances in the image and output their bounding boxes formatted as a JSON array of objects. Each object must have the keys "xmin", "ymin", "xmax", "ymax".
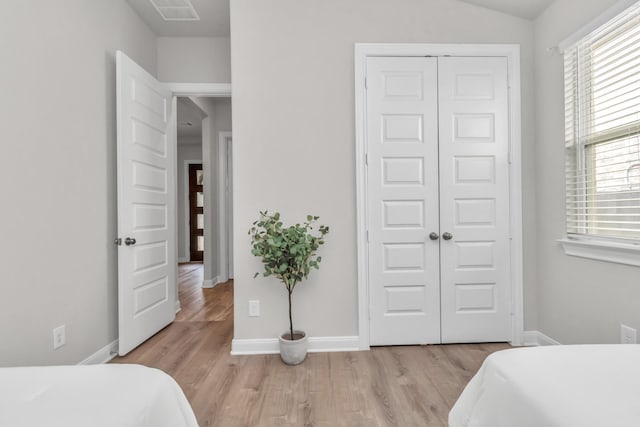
[
  {"xmin": 429, "ymin": 232, "xmax": 439, "ymax": 240},
  {"xmin": 442, "ymin": 232, "xmax": 453, "ymax": 241},
  {"xmin": 124, "ymin": 237, "xmax": 137, "ymax": 246}
]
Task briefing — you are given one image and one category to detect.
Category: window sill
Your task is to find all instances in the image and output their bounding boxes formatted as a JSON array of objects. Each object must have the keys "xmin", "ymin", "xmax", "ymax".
[{"xmin": 558, "ymin": 238, "xmax": 640, "ymax": 267}]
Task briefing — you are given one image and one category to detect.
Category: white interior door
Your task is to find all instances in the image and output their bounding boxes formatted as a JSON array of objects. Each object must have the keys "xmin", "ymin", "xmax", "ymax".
[
  {"xmin": 116, "ymin": 51, "xmax": 177, "ymax": 356},
  {"xmin": 438, "ymin": 57, "xmax": 511, "ymax": 342},
  {"xmin": 367, "ymin": 56, "xmax": 512, "ymax": 345},
  {"xmin": 367, "ymin": 57, "xmax": 441, "ymax": 345}
]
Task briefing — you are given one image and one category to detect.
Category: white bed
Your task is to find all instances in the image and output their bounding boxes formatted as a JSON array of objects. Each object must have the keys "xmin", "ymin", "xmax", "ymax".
[
  {"xmin": 0, "ymin": 364, "xmax": 198, "ymax": 427},
  {"xmin": 449, "ymin": 345, "xmax": 640, "ymax": 427}
]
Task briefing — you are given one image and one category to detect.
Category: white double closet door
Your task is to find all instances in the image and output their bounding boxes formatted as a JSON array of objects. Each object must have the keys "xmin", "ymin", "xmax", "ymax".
[{"xmin": 367, "ymin": 56, "xmax": 512, "ymax": 345}]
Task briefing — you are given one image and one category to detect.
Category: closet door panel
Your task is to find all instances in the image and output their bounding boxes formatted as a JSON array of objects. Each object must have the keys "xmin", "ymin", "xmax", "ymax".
[
  {"xmin": 438, "ymin": 57, "xmax": 512, "ymax": 343},
  {"xmin": 365, "ymin": 55, "xmax": 513, "ymax": 346},
  {"xmin": 366, "ymin": 57, "xmax": 441, "ymax": 345}
]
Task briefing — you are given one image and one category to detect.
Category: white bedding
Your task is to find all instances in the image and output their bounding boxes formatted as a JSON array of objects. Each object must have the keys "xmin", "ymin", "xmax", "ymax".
[
  {"xmin": 0, "ymin": 364, "xmax": 199, "ymax": 427},
  {"xmin": 449, "ymin": 345, "xmax": 640, "ymax": 427}
]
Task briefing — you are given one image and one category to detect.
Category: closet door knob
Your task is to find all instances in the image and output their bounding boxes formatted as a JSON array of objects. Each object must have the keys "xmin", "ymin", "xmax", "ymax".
[
  {"xmin": 429, "ymin": 232, "xmax": 439, "ymax": 240},
  {"xmin": 124, "ymin": 237, "xmax": 137, "ymax": 246},
  {"xmin": 442, "ymin": 232, "xmax": 453, "ymax": 241}
]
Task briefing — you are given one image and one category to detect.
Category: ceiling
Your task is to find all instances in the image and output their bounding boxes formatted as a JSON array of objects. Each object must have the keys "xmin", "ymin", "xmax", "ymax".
[
  {"xmin": 126, "ymin": 0, "xmax": 229, "ymax": 37},
  {"xmin": 177, "ymin": 98, "xmax": 203, "ymax": 141},
  {"xmin": 458, "ymin": 0, "xmax": 554, "ymax": 19},
  {"xmin": 127, "ymin": 0, "xmax": 551, "ymax": 39}
]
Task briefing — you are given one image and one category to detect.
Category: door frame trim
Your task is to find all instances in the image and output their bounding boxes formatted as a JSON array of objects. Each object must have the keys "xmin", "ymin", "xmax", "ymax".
[
  {"xmin": 354, "ymin": 43, "xmax": 524, "ymax": 350},
  {"xmin": 167, "ymin": 82, "xmax": 232, "ymax": 98},
  {"xmin": 218, "ymin": 131, "xmax": 233, "ymax": 283}
]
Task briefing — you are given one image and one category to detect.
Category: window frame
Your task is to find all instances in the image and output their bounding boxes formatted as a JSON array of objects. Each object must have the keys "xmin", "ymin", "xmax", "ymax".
[{"xmin": 560, "ymin": 1, "xmax": 640, "ymax": 266}]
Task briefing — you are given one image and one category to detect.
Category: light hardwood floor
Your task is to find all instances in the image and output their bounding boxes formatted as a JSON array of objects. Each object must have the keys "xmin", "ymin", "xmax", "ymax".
[{"xmin": 113, "ymin": 263, "xmax": 509, "ymax": 426}]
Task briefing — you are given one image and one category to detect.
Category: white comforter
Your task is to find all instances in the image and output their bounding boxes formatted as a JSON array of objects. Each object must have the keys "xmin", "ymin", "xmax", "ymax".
[
  {"xmin": 449, "ymin": 345, "xmax": 640, "ymax": 427},
  {"xmin": 0, "ymin": 364, "xmax": 199, "ymax": 427}
]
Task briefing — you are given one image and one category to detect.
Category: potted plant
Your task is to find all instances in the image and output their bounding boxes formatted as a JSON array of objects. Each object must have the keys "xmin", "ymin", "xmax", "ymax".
[{"xmin": 249, "ymin": 211, "xmax": 329, "ymax": 365}]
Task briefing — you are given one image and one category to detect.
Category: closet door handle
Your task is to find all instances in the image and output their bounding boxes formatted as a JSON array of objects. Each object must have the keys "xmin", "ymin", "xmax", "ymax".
[
  {"xmin": 442, "ymin": 232, "xmax": 453, "ymax": 241},
  {"xmin": 429, "ymin": 232, "xmax": 439, "ymax": 240},
  {"xmin": 124, "ymin": 237, "xmax": 137, "ymax": 246}
]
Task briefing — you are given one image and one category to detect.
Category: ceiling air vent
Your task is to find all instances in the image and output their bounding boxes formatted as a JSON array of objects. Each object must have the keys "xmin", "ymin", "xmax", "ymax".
[{"xmin": 149, "ymin": 0, "xmax": 200, "ymax": 21}]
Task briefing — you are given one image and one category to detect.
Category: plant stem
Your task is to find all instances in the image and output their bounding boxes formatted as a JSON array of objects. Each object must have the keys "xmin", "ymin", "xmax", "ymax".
[{"xmin": 288, "ymin": 285, "xmax": 294, "ymax": 341}]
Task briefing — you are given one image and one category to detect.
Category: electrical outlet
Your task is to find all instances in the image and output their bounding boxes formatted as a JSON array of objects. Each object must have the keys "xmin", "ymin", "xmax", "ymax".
[
  {"xmin": 249, "ymin": 300, "xmax": 260, "ymax": 317},
  {"xmin": 53, "ymin": 325, "xmax": 66, "ymax": 350},
  {"xmin": 621, "ymin": 324, "xmax": 637, "ymax": 344}
]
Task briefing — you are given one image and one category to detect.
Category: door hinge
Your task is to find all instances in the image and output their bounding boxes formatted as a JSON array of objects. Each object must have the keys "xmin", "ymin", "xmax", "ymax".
[
  {"xmin": 364, "ymin": 77, "xmax": 367, "ymax": 90},
  {"xmin": 366, "ymin": 230, "xmax": 370, "ymax": 242},
  {"xmin": 365, "ymin": 153, "xmax": 368, "ymax": 166}
]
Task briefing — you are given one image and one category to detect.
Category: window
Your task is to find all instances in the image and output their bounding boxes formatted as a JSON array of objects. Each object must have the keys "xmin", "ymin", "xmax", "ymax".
[{"xmin": 564, "ymin": 2, "xmax": 640, "ymax": 244}]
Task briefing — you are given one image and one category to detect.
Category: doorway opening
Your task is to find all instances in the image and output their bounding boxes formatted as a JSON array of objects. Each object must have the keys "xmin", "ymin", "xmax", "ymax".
[
  {"xmin": 175, "ymin": 96, "xmax": 233, "ymax": 289},
  {"xmin": 174, "ymin": 95, "xmax": 233, "ymax": 355},
  {"xmin": 174, "ymin": 94, "xmax": 234, "ymax": 354},
  {"xmin": 174, "ymin": 95, "xmax": 233, "ymax": 338}
]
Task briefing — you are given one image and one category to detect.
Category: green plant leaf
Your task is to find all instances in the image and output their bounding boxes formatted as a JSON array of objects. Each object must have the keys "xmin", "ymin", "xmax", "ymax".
[{"xmin": 248, "ymin": 211, "xmax": 330, "ymax": 332}]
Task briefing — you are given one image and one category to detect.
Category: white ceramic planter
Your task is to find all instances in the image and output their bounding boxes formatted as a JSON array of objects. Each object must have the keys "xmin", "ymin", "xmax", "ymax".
[{"xmin": 278, "ymin": 330, "xmax": 308, "ymax": 365}]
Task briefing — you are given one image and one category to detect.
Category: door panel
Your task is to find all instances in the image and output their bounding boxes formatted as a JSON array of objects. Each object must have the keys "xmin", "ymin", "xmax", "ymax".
[
  {"xmin": 116, "ymin": 51, "xmax": 176, "ymax": 356},
  {"xmin": 367, "ymin": 57, "xmax": 441, "ymax": 346},
  {"xmin": 438, "ymin": 57, "xmax": 511, "ymax": 343}
]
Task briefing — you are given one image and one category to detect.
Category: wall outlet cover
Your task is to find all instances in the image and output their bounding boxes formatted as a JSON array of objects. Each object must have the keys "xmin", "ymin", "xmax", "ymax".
[
  {"xmin": 249, "ymin": 300, "xmax": 260, "ymax": 317},
  {"xmin": 53, "ymin": 325, "xmax": 66, "ymax": 350},
  {"xmin": 620, "ymin": 324, "xmax": 637, "ymax": 344}
]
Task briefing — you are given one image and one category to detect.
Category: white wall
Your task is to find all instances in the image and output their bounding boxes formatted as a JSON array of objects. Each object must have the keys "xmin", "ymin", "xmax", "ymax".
[
  {"xmin": 230, "ymin": 0, "xmax": 537, "ymax": 341},
  {"xmin": 213, "ymin": 98, "xmax": 233, "ymax": 137},
  {"xmin": 0, "ymin": 0, "xmax": 156, "ymax": 366},
  {"xmin": 157, "ymin": 37, "xmax": 231, "ymax": 83},
  {"xmin": 534, "ymin": 0, "xmax": 640, "ymax": 344},
  {"xmin": 177, "ymin": 141, "xmax": 203, "ymax": 261}
]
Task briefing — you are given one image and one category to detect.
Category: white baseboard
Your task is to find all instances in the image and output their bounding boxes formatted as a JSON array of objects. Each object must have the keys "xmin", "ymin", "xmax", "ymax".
[
  {"xmin": 231, "ymin": 335, "xmax": 360, "ymax": 355},
  {"xmin": 178, "ymin": 257, "xmax": 190, "ymax": 263},
  {"xmin": 78, "ymin": 340, "xmax": 119, "ymax": 365},
  {"xmin": 175, "ymin": 299, "xmax": 181, "ymax": 313},
  {"xmin": 202, "ymin": 276, "xmax": 229, "ymax": 289},
  {"xmin": 203, "ymin": 276, "xmax": 221, "ymax": 289},
  {"xmin": 308, "ymin": 336, "xmax": 360, "ymax": 352},
  {"xmin": 231, "ymin": 338, "xmax": 279, "ymax": 355},
  {"xmin": 523, "ymin": 330, "xmax": 561, "ymax": 346}
]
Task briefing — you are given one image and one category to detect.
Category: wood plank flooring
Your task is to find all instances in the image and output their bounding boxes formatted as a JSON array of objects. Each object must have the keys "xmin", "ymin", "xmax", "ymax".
[{"xmin": 112, "ymin": 263, "xmax": 509, "ymax": 426}]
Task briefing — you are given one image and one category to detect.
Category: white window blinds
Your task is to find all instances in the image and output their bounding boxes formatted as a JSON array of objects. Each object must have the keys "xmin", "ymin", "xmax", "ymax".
[{"xmin": 565, "ymin": 1, "xmax": 640, "ymax": 241}]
